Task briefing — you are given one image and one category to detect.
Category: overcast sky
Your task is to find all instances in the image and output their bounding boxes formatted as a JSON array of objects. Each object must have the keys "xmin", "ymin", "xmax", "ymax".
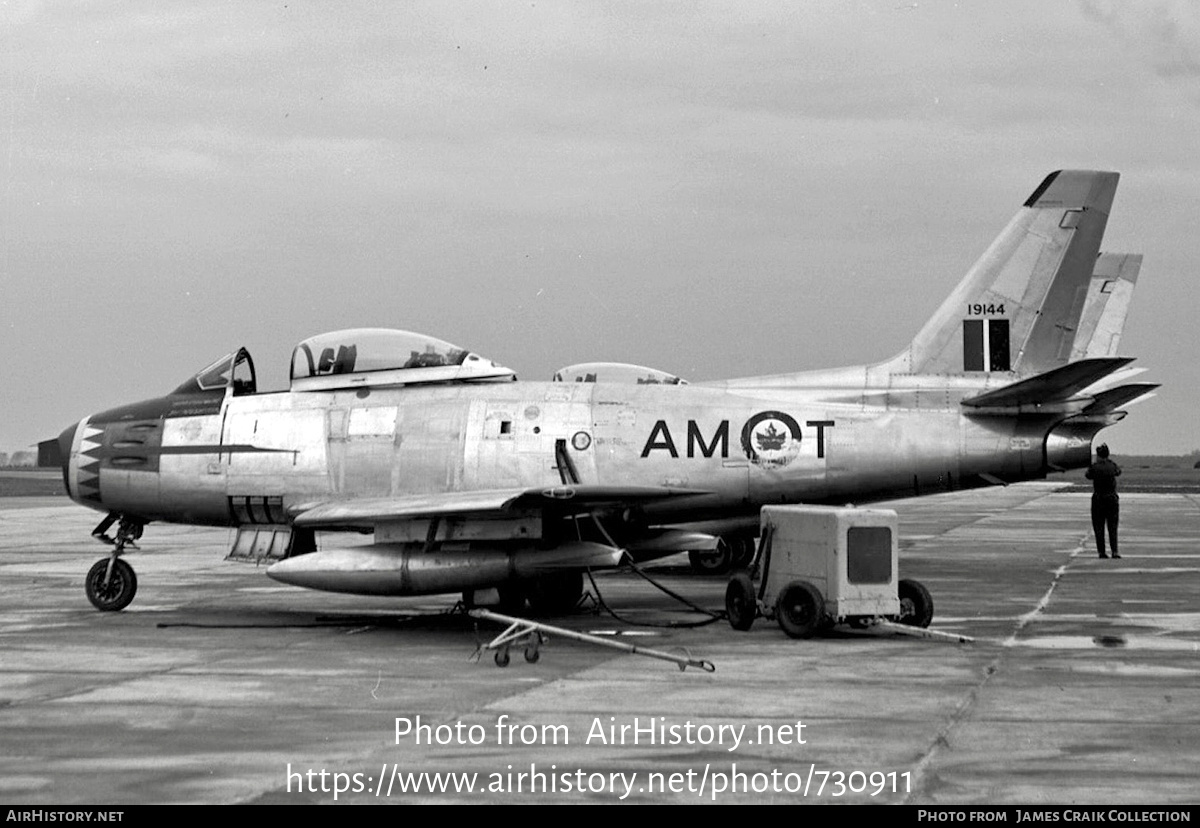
[{"xmin": 3, "ymin": 0, "xmax": 1198, "ymax": 456}]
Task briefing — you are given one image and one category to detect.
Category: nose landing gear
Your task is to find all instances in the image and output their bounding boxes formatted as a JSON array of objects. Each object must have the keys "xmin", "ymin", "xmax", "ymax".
[{"xmin": 85, "ymin": 514, "xmax": 144, "ymax": 612}]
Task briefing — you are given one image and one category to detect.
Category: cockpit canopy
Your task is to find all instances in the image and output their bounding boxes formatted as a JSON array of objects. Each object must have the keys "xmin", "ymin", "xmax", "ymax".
[
  {"xmin": 289, "ymin": 328, "xmax": 515, "ymax": 391},
  {"xmin": 552, "ymin": 362, "xmax": 687, "ymax": 385},
  {"xmin": 171, "ymin": 348, "xmax": 257, "ymax": 396}
]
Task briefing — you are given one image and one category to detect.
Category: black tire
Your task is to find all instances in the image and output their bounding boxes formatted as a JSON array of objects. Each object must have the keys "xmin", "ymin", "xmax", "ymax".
[
  {"xmin": 525, "ymin": 571, "xmax": 584, "ymax": 616},
  {"xmin": 895, "ymin": 578, "xmax": 934, "ymax": 628},
  {"xmin": 494, "ymin": 648, "xmax": 510, "ymax": 667},
  {"xmin": 688, "ymin": 540, "xmax": 733, "ymax": 574},
  {"xmin": 725, "ymin": 572, "xmax": 757, "ymax": 631},
  {"xmin": 496, "ymin": 583, "xmax": 527, "ymax": 615},
  {"xmin": 461, "ymin": 585, "xmax": 525, "ymax": 615},
  {"xmin": 730, "ymin": 537, "xmax": 756, "ymax": 569},
  {"xmin": 524, "ymin": 646, "xmax": 540, "ymax": 663},
  {"xmin": 775, "ymin": 580, "xmax": 825, "ymax": 639},
  {"xmin": 85, "ymin": 558, "xmax": 137, "ymax": 612}
]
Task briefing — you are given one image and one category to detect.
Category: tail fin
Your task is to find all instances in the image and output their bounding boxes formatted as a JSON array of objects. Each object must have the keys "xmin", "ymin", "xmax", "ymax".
[
  {"xmin": 891, "ymin": 170, "xmax": 1120, "ymax": 378},
  {"xmin": 1070, "ymin": 252, "xmax": 1141, "ymax": 360}
]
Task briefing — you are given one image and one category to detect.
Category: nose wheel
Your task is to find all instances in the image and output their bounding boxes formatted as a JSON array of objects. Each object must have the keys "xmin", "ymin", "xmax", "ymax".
[
  {"xmin": 85, "ymin": 515, "xmax": 144, "ymax": 611},
  {"xmin": 85, "ymin": 558, "xmax": 137, "ymax": 611}
]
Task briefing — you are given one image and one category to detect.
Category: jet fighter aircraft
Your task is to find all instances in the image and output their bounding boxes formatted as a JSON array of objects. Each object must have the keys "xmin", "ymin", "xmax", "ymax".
[{"xmin": 43, "ymin": 170, "xmax": 1157, "ymax": 613}]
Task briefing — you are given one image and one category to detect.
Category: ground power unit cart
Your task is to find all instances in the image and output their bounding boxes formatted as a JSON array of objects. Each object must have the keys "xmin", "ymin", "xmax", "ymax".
[{"xmin": 724, "ymin": 505, "xmax": 934, "ymax": 638}]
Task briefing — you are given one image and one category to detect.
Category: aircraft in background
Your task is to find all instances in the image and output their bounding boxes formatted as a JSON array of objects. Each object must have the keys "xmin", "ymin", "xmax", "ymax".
[
  {"xmin": 42, "ymin": 170, "xmax": 1156, "ymax": 613},
  {"xmin": 1072, "ymin": 252, "xmax": 1141, "ymax": 361}
]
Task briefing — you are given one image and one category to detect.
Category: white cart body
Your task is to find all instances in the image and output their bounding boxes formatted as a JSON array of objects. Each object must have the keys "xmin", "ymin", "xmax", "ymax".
[{"xmin": 759, "ymin": 505, "xmax": 900, "ymax": 622}]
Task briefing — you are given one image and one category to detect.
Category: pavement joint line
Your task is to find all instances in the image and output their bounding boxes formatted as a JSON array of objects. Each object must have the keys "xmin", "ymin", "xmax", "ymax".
[
  {"xmin": 1002, "ymin": 538, "xmax": 1089, "ymax": 646},
  {"xmin": 2, "ymin": 619, "xmax": 323, "ymax": 709},
  {"xmin": 901, "ymin": 497, "xmax": 1082, "ymax": 804},
  {"xmin": 1, "ymin": 663, "xmax": 194, "ymax": 707}
]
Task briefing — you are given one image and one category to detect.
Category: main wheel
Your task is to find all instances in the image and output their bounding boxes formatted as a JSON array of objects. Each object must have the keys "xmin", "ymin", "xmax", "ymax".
[
  {"xmin": 895, "ymin": 578, "xmax": 934, "ymax": 628},
  {"xmin": 725, "ymin": 573, "xmax": 757, "ymax": 631},
  {"xmin": 525, "ymin": 571, "xmax": 584, "ymax": 616},
  {"xmin": 496, "ymin": 583, "xmax": 527, "ymax": 615},
  {"xmin": 460, "ymin": 585, "xmax": 524, "ymax": 614},
  {"xmin": 730, "ymin": 537, "xmax": 756, "ymax": 569},
  {"xmin": 688, "ymin": 539, "xmax": 733, "ymax": 574},
  {"xmin": 775, "ymin": 580, "xmax": 825, "ymax": 639},
  {"xmin": 85, "ymin": 558, "xmax": 138, "ymax": 612}
]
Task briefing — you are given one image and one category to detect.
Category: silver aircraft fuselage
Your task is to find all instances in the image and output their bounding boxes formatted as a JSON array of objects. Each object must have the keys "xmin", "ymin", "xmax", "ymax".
[{"xmin": 61, "ymin": 372, "xmax": 1068, "ymax": 531}]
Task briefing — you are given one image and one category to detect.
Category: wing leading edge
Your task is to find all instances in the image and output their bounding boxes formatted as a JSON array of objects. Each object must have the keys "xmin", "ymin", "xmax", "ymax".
[{"xmin": 290, "ymin": 484, "xmax": 710, "ymax": 529}]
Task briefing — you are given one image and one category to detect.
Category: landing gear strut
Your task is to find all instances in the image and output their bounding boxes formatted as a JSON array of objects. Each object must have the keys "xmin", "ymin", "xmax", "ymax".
[{"xmin": 85, "ymin": 514, "xmax": 144, "ymax": 612}]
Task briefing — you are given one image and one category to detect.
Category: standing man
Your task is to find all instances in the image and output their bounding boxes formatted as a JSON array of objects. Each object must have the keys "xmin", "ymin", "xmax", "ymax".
[{"xmin": 1085, "ymin": 443, "xmax": 1122, "ymax": 559}]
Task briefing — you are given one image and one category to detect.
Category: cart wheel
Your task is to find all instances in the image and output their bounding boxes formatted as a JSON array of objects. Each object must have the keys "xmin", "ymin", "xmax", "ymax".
[
  {"xmin": 494, "ymin": 647, "xmax": 511, "ymax": 667},
  {"xmin": 895, "ymin": 578, "xmax": 934, "ymax": 628},
  {"xmin": 775, "ymin": 580, "xmax": 825, "ymax": 639},
  {"xmin": 725, "ymin": 572, "xmax": 757, "ymax": 631}
]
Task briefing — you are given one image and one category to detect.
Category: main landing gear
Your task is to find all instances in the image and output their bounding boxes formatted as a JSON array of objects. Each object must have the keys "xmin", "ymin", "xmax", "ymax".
[
  {"xmin": 687, "ymin": 535, "xmax": 756, "ymax": 574},
  {"xmin": 85, "ymin": 513, "xmax": 144, "ymax": 612},
  {"xmin": 460, "ymin": 571, "xmax": 586, "ymax": 618}
]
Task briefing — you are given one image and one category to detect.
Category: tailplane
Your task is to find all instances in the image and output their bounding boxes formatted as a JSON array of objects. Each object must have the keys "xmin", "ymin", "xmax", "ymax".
[
  {"xmin": 889, "ymin": 170, "xmax": 1120, "ymax": 378},
  {"xmin": 961, "ymin": 357, "xmax": 1133, "ymax": 412}
]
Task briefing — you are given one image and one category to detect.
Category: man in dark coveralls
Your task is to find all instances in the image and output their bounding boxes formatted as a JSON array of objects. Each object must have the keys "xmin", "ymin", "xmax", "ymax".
[{"xmin": 1085, "ymin": 443, "xmax": 1121, "ymax": 559}]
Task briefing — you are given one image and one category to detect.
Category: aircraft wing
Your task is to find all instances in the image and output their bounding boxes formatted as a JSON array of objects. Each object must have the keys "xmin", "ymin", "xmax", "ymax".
[{"xmin": 290, "ymin": 484, "xmax": 710, "ymax": 528}]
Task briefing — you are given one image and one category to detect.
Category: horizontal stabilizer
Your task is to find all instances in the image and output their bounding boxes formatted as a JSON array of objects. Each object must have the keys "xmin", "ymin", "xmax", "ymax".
[
  {"xmin": 961, "ymin": 357, "xmax": 1133, "ymax": 410},
  {"xmin": 1078, "ymin": 365, "xmax": 1147, "ymax": 396},
  {"xmin": 1082, "ymin": 383, "xmax": 1160, "ymax": 415},
  {"xmin": 292, "ymin": 484, "xmax": 708, "ymax": 528}
]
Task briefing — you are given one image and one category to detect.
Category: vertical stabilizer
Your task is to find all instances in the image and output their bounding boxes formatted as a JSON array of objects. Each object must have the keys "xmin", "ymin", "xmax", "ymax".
[
  {"xmin": 1070, "ymin": 252, "xmax": 1141, "ymax": 360},
  {"xmin": 892, "ymin": 170, "xmax": 1120, "ymax": 378}
]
